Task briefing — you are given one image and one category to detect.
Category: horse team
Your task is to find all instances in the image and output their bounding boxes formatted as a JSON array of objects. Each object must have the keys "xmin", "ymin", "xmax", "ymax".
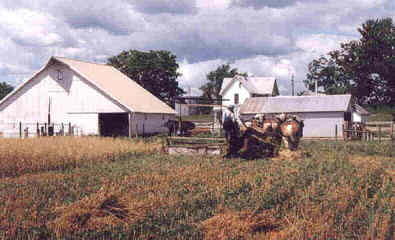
[{"xmin": 163, "ymin": 112, "xmax": 305, "ymax": 159}]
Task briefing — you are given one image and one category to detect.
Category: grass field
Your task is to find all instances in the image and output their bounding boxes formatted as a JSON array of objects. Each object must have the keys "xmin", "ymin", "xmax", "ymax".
[{"xmin": 0, "ymin": 137, "xmax": 393, "ymax": 239}]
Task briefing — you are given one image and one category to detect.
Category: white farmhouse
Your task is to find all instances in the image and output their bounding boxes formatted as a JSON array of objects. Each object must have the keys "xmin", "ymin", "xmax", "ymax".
[
  {"xmin": 240, "ymin": 95, "xmax": 353, "ymax": 138},
  {"xmin": 219, "ymin": 75, "xmax": 279, "ymax": 108},
  {"xmin": 0, "ymin": 57, "xmax": 176, "ymax": 137}
]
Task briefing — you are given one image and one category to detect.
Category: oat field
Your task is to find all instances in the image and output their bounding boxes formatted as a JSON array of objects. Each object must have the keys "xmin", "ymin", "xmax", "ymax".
[{"xmin": 0, "ymin": 137, "xmax": 393, "ymax": 239}]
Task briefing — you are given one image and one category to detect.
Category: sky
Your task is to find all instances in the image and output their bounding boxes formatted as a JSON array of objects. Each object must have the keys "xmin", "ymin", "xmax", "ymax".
[{"xmin": 0, "ymin": 0, "xmax": 393, "ymax": 95}]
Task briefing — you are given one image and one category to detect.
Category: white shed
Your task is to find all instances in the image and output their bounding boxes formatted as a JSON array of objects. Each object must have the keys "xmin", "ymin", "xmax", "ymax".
[
  {"xmin": 352, "ymin": 104, "xmax": 371, "ymax": 123},
  {"xmin": 240, "ymin": 95, "xmax": 352, "ymax": 138},
  {"xmin": 0, "ymin": 57, "xmax": 176, "ymax": 137}
]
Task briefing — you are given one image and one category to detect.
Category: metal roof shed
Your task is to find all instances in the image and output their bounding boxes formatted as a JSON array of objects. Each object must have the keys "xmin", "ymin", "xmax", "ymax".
[{"xmin": 240, "ymin": 95, "xmax": 352, "ymax": 138}]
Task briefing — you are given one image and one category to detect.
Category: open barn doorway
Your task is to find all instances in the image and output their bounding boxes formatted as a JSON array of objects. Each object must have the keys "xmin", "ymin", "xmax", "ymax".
[{"xmin": 99, "ymin": 113, "xmax": 129, "ymax": 137}]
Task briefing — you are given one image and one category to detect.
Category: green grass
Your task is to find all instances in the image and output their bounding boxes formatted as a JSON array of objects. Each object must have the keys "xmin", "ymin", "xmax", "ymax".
[{"xmin": 0, "ymin": 138, "xmax": 393, "ymax": 239}]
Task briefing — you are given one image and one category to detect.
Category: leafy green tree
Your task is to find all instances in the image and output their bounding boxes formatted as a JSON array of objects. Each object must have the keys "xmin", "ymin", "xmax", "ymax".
[
  {"xmin": 0, "ymin": 82, "xmax": 14, "ymax": 100},
  {"xmin": 108, "ymin": 50, "xmax": 185, "ymax": 106},
  {"xmin": 305, "ymin": 55, "xmax": 352, "ymax": 95},
  {"xmin": 200, "ymin": 64, "xmax": 246, "ymax": 100},
  {"xmin": 305, "ymin": 18, "xmax": 395, "ymax": 104}
]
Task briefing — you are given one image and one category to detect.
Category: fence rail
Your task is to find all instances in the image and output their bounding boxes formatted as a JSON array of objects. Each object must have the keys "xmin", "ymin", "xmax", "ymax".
[
  {"xmin": 342, "ymin": 120, "xmax": 394, "ymax": 142},
  {"xmin": 0, "ymin": 121, "xmax": 82, "ymax": 138}
]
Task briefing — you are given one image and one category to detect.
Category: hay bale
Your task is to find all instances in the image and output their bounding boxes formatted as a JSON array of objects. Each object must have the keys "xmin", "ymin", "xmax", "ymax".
[
  {"xmin": 47, "ymin": 188, "xmax": 131, "ymax": 237},
  {"xmin": 201, "ymin": 210, "xmax": 279, "ymax": 240}
]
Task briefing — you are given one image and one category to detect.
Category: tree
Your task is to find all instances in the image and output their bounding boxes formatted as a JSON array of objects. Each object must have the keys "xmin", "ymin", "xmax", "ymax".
[
  {"xmin": 305, "ymin": 18, "xmax": 395, "ymax": 105},
  {"xmin": 305, "ymin": 55, "xmax": 352, "ymax": 95},
  {"xmin": 108, "ymin": 50, "xmax": 185, "ymax": 106},
  {"xmin": 0, "ymin": 82, "xmax": 14, "ymax": 100},
  {"xmin": 200, "ymin": 64, "xmax": 246, "ymax": 100}
]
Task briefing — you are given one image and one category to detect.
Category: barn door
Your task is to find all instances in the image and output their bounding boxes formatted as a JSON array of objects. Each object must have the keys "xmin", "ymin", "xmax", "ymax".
[{"xmin": 48, "ymin": 91, "xmax": 67, "ymax": 124}]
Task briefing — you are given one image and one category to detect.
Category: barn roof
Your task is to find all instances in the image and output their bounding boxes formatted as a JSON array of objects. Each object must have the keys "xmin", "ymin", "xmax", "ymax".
[
  {"xmin": 0, "ymin": 57, "xmax": 176, "ymax": 114},
  {"xmin": 220, "ymin": 75, "xmax": 277, "ymax": 96},
  {"xmin": 240, "ymin": 95, "xmax": 352, "ymax": 114}
]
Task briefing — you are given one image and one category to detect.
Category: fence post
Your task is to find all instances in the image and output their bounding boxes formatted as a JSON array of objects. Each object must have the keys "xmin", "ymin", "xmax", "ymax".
[
  {"xmin": 378, "ymin": 125, "xmax": 381, "ymax": 142},
  {"xmin": 36, "ymin": 122, "xmax": 39, "ymax": 137},
  {"xmin": 69, "ymin": 122, "xmax": 72, "ymax": 136},
  {"xmin": 143, "ymin": 123, "xmax": 145, "ymax": 137},
  {"xmin": 24, "ymin": 127, "xmax": 28, "ymax": 138},
  {"xmin": 19, "ymin": 122, "xmax": 22, "ymax": 138},
  {"xmin": 335, "ymin": 125, "xmax": 338, "ymax": 141},
  {"xmin": 61, "ymin": 123, "xmax": 64, "ymax": 136}
]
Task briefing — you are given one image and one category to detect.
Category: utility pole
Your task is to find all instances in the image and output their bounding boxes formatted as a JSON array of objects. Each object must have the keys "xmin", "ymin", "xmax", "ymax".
[
  {"xmin": 315, "ymin": 80, "xmax": 318, "ymax": 95},
  {"xmin": 291, "ymin": 74, "xmax": 295, "ymax": 96}
]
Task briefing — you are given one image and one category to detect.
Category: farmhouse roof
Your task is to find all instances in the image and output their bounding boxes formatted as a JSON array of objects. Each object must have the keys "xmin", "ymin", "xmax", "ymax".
[
  {"xmin": 220, "ymin": 75, "xmax": 277, "ymax": 96},
  {"xmin": 353, "ymin": 104, "xmax": 371, "ymax": 115},
  {"xmin": 240, "ymin": 94, "xmax": 352, "ymax": 114},
  {"xmin": 0, "ymin": 57, "xmax": 176, "ymax": 114}
]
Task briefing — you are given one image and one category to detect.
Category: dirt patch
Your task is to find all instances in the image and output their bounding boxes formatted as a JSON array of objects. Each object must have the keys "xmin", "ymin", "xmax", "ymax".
[
  {"xmin": 273, "ymin": 150, "xmax": 304, "ymax": 161},
  {"xmin": 201, "ymin": 210, "xmax": 280, "ymax": 240}
]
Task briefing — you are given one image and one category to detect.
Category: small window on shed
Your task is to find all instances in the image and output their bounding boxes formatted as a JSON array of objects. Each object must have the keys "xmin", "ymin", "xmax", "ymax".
[
  {"xmin": 234, "ymin": 93, "xmax": 239, "ymax": 105},
  {"xmin": 56, "ymin": 70, "xmax": 63, "ymax": 81}
]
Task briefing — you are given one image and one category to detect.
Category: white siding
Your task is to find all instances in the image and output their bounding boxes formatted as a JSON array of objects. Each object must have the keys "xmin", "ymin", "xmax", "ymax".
[
  {"xmin": 130, "ymin": 113, "xmax": 173, "ymax": 135},
  {"xmin": 353, "ymin": 112, "xmax": 368, "ymax": 123},
  {"xmin": 299, "ymin": 112, "xmax": 344, "ymax": 137},
  {"xmin": 0, "ymin": 63, "xmax": 175, "ymax": 137},
  {"xmin": 241, "ymin": 111, "xmax": 345, "ymax": 138},
  {"xmin": 68, "ymin": 113, "xmax": 99, "ymax": 135},
  {"xmin": 0, "ymin": 64, "xmax": 127, "ymax": 136},
  {"xmin": 222, "ymin": 80, "xmax": 251, "ymax": 107}
]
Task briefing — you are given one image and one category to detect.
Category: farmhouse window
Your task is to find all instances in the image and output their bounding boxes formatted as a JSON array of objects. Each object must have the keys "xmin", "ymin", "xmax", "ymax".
[
  {"xmin": 56, "ymin": 70, "xmax": 63, "ymax": 81},
  {"xmin": 234, "ymin": 93, "xmax": 239, "ymax": 104}
]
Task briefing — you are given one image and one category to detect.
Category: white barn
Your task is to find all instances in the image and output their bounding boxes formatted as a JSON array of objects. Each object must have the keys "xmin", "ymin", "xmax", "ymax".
[
  {"xmin": 0, "ymin": 57, "xmax": 176, "ymax": 137},
  {"xmin": 240, "ymin": 95, "xmax": 353, "ymax": 138}
]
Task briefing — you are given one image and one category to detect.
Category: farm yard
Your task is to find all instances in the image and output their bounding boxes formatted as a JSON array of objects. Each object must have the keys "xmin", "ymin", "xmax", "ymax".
[{"xmin": 0, "ymin": 137, "xmax": 393, "ymax": 239}]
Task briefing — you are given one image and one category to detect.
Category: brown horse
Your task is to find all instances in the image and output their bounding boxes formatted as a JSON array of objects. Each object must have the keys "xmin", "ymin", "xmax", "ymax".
[{"xmin": 280, "ymin": 116, "xmax": 304, "ymax": 151}]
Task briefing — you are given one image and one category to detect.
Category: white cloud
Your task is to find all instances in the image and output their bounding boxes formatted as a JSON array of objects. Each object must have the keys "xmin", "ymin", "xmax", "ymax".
[
  {"xmin": 0, "ymin": 0, "xmax": 393, "ymax": 95},
  {"xmin": 196, "ymin": 0, "xmax": 231, "ymax": 9},
  {"xmin": 0, "ymin": 8, "xmax": 63, "ymax": 47}
]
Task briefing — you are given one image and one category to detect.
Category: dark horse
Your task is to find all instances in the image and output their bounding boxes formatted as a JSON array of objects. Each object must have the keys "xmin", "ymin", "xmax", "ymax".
[{"xmin": 163, "ymin": 120, "xmax": 195, "ymax": 136}]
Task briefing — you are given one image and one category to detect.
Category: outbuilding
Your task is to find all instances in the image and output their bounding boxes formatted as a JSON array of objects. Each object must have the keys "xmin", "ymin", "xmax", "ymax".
[
  {"xmin": 352, "ymin": 104, "xmax": 371, "ymax": 123},
  {"xmin": 0, "ymin": 57, "xmax": 176, "ymax": 137},
  {"xmin": 240, "ymin": 95, "xmax": 352, "ymax": 138}
]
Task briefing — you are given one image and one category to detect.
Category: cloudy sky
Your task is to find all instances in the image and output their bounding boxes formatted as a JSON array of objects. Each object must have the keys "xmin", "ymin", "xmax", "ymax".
[{"xmin": 0, "ymin": 0, "xmax": 393, "ymax": 95}]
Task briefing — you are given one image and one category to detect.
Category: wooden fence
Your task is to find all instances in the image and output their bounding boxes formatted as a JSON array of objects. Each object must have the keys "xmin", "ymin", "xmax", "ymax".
[{"xmin": 342, "ymin": 121, "xmax": 394, "ymax": 142}]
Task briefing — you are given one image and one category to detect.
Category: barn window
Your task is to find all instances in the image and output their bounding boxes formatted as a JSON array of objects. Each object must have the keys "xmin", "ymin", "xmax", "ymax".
[
  {"xmin": 145, "ymin": 114, "xmax": 147, "ymax": 120},
  {"xmin": 56, "ymin": 70, "xmax": 63, "ymax": 81},
  {"xmin": 162, "ymin": 114, "xmax": 164, "ymax": 120},
  {"xmin": 234, "ymin": 93, "xmax": 239, "ymax": 104}
]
